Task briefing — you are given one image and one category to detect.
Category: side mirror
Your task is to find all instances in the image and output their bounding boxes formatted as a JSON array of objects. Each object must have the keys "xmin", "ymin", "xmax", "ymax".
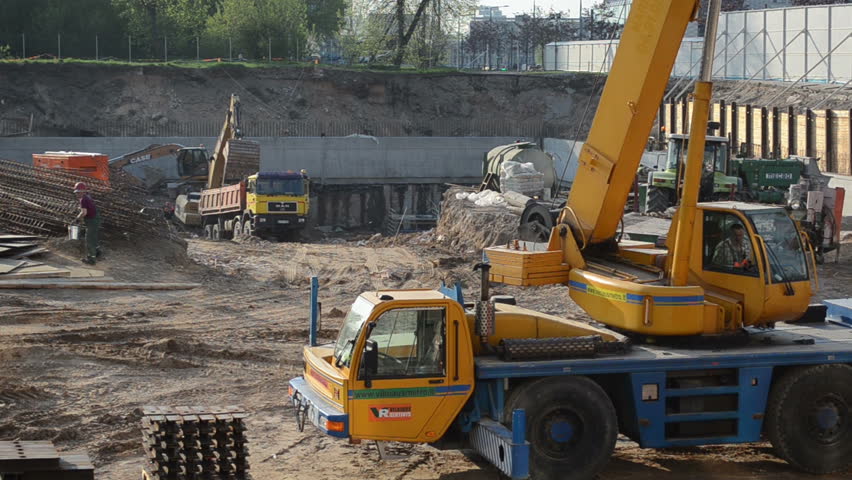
[{"xmin": 363, "ymin": 339, "xmax": 378, "ymax": 387}]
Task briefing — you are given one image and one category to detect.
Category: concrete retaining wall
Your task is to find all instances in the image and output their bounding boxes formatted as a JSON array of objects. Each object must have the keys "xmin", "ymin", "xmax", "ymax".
[{"xmin": 0, "ymin": 136, "xmax": 533, "ymax": 185}]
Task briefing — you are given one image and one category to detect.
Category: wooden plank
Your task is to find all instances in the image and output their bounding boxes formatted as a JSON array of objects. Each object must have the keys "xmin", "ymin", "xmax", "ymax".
[
  {"xmin": 0, "ymin": 235, "xmax": 40, "ymax": 241},
  {"xmin": 0, "ymin": 281, "xmax": 201, "ymax": 290},
  {"xmin": 0, "ymin": 265, "xmax": 71, "ymax": 279},
  {"xmin": 0, "ymin": 242, "xmax": 36, "ymax": 249},
  {"xmin": 0, "ymin": 259, "xmax": 26, "ymax": 274},
  {"xmin": 66, "ymin": 267, "xmax": 106, "ymax": 278},
  {"xmin": 8, "ymin": 247, "xmax": 48, "ymax": 259}
]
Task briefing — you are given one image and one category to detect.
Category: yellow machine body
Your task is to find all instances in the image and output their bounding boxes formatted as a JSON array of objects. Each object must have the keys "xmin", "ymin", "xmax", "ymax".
[
  {"xmin": 484, "ymin": 0, "xmax": 816, "ymax": 336},
  {"xmin": 300, "ymin": 289, "xmax": 620, "ymax": 443},
  {"xmin": 245, "ymin": 174, "xmax": 310, "ymax": 216}
]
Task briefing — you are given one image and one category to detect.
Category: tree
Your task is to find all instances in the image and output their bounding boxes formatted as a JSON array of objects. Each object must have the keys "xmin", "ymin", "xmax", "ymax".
[
  {"xmin": 583, "ymin": 1, "xmax": 622, "ymax": 41},
  {"xmin": 514, "ymin": 9, "xmax": 577, "ymax": 67},
  {"xmin": 0, "ymin": 0, "xmax": 128, "ymax": 58},
  {"xmin": 111, "ymin": 0, "xmax": 168, "ymax": 55},
  {"xmin": 306, "ymin": 0, "xmax": 347, "ymax": 39},
  {"xmin": 206, "ymin": 0, "xmax": 308, "ymax": 59}
]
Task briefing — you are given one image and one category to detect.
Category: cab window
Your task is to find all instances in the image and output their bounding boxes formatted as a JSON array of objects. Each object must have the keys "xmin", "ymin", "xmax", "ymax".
[
  {"xmin": 703, "ymin": 211, "xmax": 758, "ymax": 277},
  {"xmin": 247, "ymin": 179, "xmax": 256, "ymax": 194},
  {"xmin": 360, "ymin": 307, "xmax": 445, "ymax": 379}
]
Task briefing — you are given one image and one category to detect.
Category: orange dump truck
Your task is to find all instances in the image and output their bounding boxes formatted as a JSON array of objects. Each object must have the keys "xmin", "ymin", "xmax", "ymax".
[{"xmin": 32, "ymin": 152, "xmax": 110, "ymax": 183}]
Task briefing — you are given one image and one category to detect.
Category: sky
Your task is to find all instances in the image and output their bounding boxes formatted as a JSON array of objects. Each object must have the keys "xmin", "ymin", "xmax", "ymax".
[{"xmin": 488, "ymin": 0, "xmax": 585, "ymax": 18}]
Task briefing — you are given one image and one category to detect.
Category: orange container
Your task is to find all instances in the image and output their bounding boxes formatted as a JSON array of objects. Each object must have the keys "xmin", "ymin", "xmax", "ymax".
[{"xmin": 32, "ymin": 151, "xmax": 110, "ymax": 183}]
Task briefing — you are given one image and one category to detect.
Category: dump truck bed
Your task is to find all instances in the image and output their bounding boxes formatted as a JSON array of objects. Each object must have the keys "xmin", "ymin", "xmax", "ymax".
[{"xmin": 199, "ymin": 182, "xmax": 245, "ymax": 216}]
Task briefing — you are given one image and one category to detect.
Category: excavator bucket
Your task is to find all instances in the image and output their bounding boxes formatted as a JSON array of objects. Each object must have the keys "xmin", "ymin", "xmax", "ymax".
[{"xmin": 223, "ymin": 139, "xmax": 261, "ymax": 182}]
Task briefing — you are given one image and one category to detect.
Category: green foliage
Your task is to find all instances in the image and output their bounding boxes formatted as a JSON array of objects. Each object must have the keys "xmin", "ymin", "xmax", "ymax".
[
  {"xmin": 306, "ymin": 0, "xmax": 347, "ymax": 39},
  {"xmin": 206, "ymin": 0, "xmax": 309, "ymax": 59},
  {"xmin": 0, "ymin": 0, "xmax": 128, "ymax": 58},
  {"xmin": 0, "ymin": 45, "xmax": 11, "ymax": 59}
]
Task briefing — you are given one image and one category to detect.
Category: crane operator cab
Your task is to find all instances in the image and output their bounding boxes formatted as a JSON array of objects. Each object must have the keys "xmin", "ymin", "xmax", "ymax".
[{"xmin": 667, "ymin": 202, "xmax": 813, "ymax": 333}]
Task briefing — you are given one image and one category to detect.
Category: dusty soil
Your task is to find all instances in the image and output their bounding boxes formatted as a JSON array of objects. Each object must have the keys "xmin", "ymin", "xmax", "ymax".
[
  {"xmin": 1, "ymin": 224, "xmax": 852, "ymax": 480},
  {"xmin": 0, "ymin": 65, "xmax": 602, "ymax": 137},
  {"xmin": 1, "ymin": 64, "xmax": 849, "ymax": 138}
]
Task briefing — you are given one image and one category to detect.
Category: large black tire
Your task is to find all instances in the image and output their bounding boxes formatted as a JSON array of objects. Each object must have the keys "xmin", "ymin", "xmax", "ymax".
[
  {"xmin": 765, "ymin": 364, "xmax": 852, "ymax": 474},
  {"xmin": 233, "ymin": 218, "xmax": 243, "ymax": 239},
  {"xmin": 503, "ymin": 376, "xmax": 617, "ymax": 480},
  {"xmin": 243, "ymin": 219, "xmax": 253, "ymax": 238},
  {"xmin": 646, "ymin": 186, "xmax": 673, "ymax": 213},
  {"xmin": 211, "ymin": 223, "xmax": 222, "ymax": 241},
  {"xmin": 203, "ymin": 224, "xmax": 213, "ymax": 240}
]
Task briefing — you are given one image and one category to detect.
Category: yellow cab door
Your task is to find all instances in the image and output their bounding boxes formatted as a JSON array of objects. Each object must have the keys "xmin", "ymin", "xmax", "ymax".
[
  {"xmin": 348, "ymin": 301, "xmax": 472, "ymax": 443},
  {"xmin": 692, "ymin": 208, "xmax": 768, "ymax": 328}
]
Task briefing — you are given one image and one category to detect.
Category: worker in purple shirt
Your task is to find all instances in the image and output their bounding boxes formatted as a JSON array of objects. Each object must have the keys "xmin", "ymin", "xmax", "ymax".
[{"xmin": 74, "ymin": 182, "xmax": 100, "ymax": 265}]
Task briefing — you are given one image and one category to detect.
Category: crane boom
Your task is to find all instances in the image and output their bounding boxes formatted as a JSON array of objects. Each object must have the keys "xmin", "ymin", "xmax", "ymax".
[{"xmin": 563, "ymin": 0, "xmax": 699, "ymax": 246}]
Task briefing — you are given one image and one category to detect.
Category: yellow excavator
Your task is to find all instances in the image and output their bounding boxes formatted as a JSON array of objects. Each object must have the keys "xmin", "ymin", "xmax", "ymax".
[{"xmin": 289, "ymin": 2, "xmax": 851, "ymax": 479}]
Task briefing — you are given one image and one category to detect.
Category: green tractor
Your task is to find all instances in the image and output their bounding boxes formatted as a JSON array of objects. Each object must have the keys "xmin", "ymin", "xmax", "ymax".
[
  {"xmin": 643, "ymin": 134, "xmax": 810, "ymax": 213},
  {"xmin": 644, "ymin": 134, "xmax": 741, "ymax": 213}
]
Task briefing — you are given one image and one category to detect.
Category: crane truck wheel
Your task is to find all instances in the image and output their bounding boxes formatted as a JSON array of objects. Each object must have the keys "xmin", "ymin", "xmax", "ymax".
[
  {"xmin": 645, "ymin": 187, "xmax": 672, "ymax": 213},
  {"xmin": 765, "ymin": 364, "xmax": 852, "ymax": 474},
  {"xmin": 503, "ymin": 376, "xmax": 617, "ymax": 480}
]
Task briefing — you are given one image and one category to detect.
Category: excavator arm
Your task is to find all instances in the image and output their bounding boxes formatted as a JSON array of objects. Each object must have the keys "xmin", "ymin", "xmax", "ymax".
[
  {"xmin": 108, "ymin": 143, "xmax": 185, "ymax": 169},
  {"xmin": 207, "ymin": 94, "xmax": 244, "ymax": 189}
]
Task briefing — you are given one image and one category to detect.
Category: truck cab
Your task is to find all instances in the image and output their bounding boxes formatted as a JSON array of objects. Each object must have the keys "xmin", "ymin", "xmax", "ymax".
[
  {"xmin": 291, "ymin": 290, "xmax": 475, "ymax": 442},
  {"xmin": 243, "ymin": 171, "xmax": 310, "ymax": 234}
]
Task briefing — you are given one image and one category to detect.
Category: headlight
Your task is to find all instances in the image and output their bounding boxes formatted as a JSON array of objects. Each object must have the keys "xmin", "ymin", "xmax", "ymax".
[
  {"xmin": 259, "ymin": 217, "xmax": 267, "ymax": 222},
  {"xmin": 791, "ymin": 201, "xmax": 802, "ymax": 210}
]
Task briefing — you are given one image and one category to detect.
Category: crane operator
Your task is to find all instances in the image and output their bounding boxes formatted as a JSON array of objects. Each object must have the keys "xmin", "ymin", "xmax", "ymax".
[{"xmin": 712, "ymin": 223, "xmax": 753, "ymax": 270}]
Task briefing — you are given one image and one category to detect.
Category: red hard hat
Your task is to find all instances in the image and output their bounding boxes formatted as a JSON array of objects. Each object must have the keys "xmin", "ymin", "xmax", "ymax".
[{"xmin": 73, "ymin": 182, "xmax": 87, "ymax": 193}]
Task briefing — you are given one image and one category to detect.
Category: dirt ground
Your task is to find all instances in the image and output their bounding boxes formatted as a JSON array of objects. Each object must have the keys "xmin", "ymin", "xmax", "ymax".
[
  {"xmin": 1, "ymin": 64, "xmax": 850, "ymax": 138},
  {"xmin": 1, "ymin": 225, "xmax": 851, "ymax": 480}
]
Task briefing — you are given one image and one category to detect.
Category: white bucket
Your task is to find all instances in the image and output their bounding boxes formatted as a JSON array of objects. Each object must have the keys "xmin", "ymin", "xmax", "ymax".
[{"xmin": 68, "ymin": 225, "xmax": 81, "ymax": 240}]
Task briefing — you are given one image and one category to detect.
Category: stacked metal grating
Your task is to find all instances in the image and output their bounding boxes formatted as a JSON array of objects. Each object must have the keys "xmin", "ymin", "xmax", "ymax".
[
  {"xmin": 500, "ymin": 336, "xmax": 603, "ymax": 361},
  {"xmin": 0, "ymin": 159, "xmax": 166, "ymax": 236},
  {"xmin": 141, "ymin": 406, "xmax": 250, "ymax": 480}
]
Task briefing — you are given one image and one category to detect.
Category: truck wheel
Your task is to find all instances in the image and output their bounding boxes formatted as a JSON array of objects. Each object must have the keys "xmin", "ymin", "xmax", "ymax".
[
  {"xmin": 503, "ymin": 376, "xmax": 617, "ymax": 480},
  {"xmin": 233, "ymin": 219, "xmax": 243, "ymax": 238},
  {"xmin": 766, "ymin": 364, "xmax": 852, "ymax": 474},
  {"xmin": 204, "ymin": 224, "xmax": 213, "ymax": 240},
  {"xmin": 646, "ymin": 187, "xmax": 672, "ymax": 213},
  {"xmin": 212, "ymin": 223, "xmax": 222, "ymax": 241},
  {"xmin": 243, "ymin": 219, "xmax": 253, "ymax": 237}
]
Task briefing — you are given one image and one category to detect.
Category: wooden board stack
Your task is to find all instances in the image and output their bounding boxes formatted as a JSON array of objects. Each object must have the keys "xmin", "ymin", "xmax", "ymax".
[{"xmin": 0, "ymin": 234, "xmax": 105, "ymax": 281}]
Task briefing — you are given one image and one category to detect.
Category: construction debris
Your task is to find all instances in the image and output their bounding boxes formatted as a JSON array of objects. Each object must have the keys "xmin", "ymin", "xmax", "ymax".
[
  {"xmin": 0, "ymin": 440, "xmax": 94, "ymax": 480},
  {"xmin": 0, "ymin": 234, "xmax": 46, "ymax": 258},
  {"xmin": 0, "ymin": 280, "xmax": 199, "ymax": 290},
  {"xmin": 141, "ymin": 406, "xmax": 250, "ymax": 480},
  {"xmin": 0, "ymin": 159, "xmax": 168, "ymax": 237}
]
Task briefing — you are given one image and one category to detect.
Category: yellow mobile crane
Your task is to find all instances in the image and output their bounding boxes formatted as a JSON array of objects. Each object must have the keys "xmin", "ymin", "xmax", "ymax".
[
  {"xmin": 486, "ymin": 1, "xmax": 814, "ymax": 336},
  {"xmin": 289, "ymin": 2, "xmax": 852, "ymax": 479}
]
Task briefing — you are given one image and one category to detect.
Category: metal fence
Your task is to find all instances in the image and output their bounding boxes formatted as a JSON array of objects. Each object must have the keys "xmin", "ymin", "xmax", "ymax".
[
  {"xmin": 544, "ymin": 4, "xmax": 852, "ymax": 84},
  {"xmin": 661, "ymin": 100, "xmax": 852, "ymax": 175},
  {"xmin": 0, "ymin": 32, "xmax": 307, "ymax": 63},
  {"xmin": 0, "ymin": 118, "xmax": 568, "ymax": 139}
]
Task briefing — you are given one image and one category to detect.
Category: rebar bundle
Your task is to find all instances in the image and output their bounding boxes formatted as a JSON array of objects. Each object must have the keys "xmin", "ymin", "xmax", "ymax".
[
  {"xmin": 142, "ymin": 406, "xmax": 250, "ymax": 480},
  {"xmin": 0, "ymin": 159, "xmax": 167, "ymax": 237}
]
